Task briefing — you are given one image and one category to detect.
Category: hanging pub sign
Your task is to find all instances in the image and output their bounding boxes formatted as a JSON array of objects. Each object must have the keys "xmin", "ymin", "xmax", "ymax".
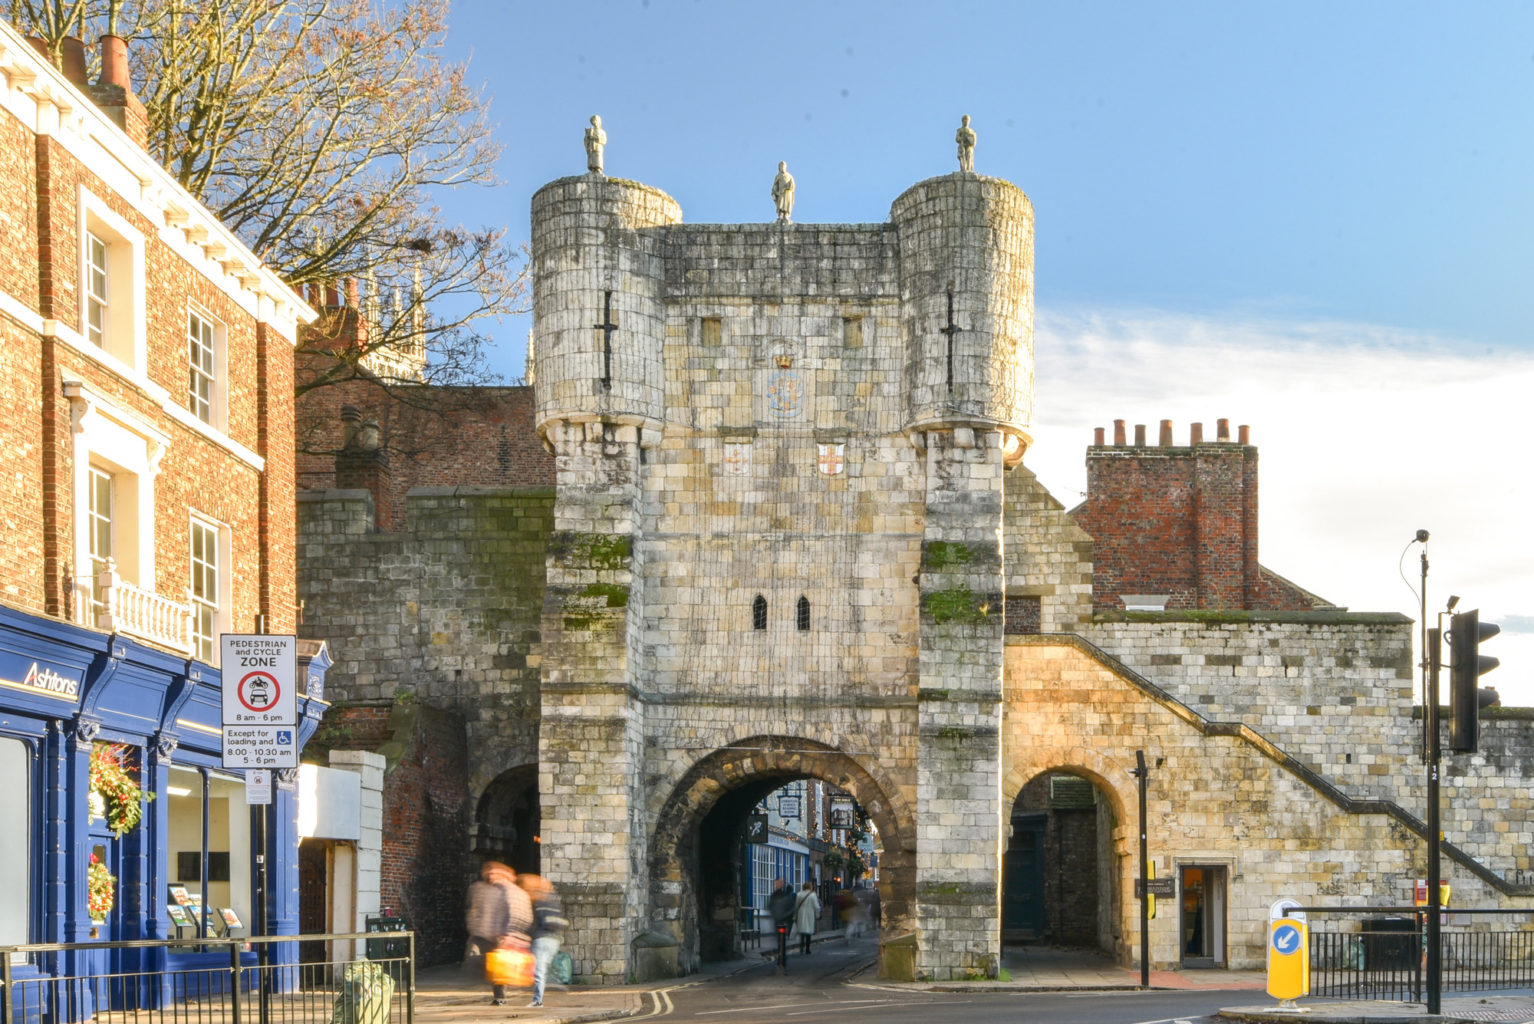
[
  {"xmin": 746, "ymin": 813, "xmax": 770, "ymax": 844},
  {"xmin": 829, "ymin": 796, "xmax": 856, "ymax": 829},
  {"xmin": 778, "ymin": 795, "xmax": 801, "ymax": 819}
]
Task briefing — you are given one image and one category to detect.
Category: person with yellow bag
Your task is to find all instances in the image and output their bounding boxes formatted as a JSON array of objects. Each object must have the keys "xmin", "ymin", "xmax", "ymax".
[{"xmin": 465, "ymin": 862, "xmax": 532, "ymax": 1006}]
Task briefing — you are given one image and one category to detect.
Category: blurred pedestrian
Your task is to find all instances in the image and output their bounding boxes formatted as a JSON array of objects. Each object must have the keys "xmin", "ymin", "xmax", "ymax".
[
  {"xmin": 464, "ymin": 862, "xmax": 531, "ymax": 1006},
  {"xmin": 793, "ymin": 880, "xmax": 821, "ymax": 954},
  {"xmin": 767, "ymin": 877, "xmax": 796, "ymax": 972},
  {"xmin": 518, "ymin": 874, "xmax": 568, "ymax": 1008},
  {"xmin": 843, "ymin": 889, "xmax": 869, "ymax": 942}
]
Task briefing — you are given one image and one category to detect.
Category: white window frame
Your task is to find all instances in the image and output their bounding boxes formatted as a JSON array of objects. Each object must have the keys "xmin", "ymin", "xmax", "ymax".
[
  {"xmin": 65, "ymin": 382, "xmax": 167, "ymax": 624},
  {"xmin": 186, "ymin": 305, "xmax": 227, "ymax": 430},
  {"xmin": 77, "ymin": 188, "xmax": 146, "ymax": 371},
  {"xmin": 188, "ymin": 514, "xmax": 230, "ymax": 664}
]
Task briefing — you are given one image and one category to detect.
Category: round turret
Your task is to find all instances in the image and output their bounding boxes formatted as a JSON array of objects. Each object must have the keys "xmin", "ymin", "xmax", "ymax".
[
  {"xmin": 531, "ymin": 175, "xmax": 682, "ymax": 443},
  {"xmin": 889, "ymin": 173, "xmax": 1034, "ymax": 453}
]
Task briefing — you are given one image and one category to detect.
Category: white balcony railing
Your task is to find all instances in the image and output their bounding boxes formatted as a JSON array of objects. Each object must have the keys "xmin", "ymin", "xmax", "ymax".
[{"xmin": 89, "ymin": 560, "xmax": 195, "ymax": 656}]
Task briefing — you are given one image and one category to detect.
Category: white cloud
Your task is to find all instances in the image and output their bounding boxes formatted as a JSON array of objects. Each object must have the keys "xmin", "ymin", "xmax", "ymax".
[{"xmin": 1025, "ymin": 307, "xmax": 1534, "ymax": 706}]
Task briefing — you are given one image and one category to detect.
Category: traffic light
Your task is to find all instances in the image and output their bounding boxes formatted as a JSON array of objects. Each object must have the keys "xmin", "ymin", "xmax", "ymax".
[{"xmin": 1449, "ymin": 609, "xmax": 1499, "ymax": 753}]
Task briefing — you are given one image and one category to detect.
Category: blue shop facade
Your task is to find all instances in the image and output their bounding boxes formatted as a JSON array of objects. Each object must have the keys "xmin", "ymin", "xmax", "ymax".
[{"xmin": 0, "ymin": 604, "xmax": 329, "ymax": 991}]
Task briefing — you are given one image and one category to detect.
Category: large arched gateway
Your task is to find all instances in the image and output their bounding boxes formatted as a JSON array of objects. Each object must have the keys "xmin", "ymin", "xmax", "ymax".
[
  {"xmin": 646, "ymin": 737, "xmax": 915, "ymax": 971},
  {"xmin": 300, "ymin": 144, "xmax": 1531, "ymax": 986}
]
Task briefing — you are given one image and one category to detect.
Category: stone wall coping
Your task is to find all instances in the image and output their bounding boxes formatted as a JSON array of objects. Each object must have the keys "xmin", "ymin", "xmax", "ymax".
[
  {"xmin": 1095, "ymin": 610, "xmax": 1412, "ymax": 626},
  {"xmin": 298, "ymin": 488, "xmax": 373, "ymax": 504},
  {"xmin": 1009, "ymin": 632, "xmax": 1534, "ymax": 899},
  {"xmin": 405, "ymin": 485, "xmax": 556, "ymax": 499}
]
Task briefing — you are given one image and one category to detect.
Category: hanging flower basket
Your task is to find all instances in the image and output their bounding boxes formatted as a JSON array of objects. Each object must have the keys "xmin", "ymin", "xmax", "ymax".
[
  {"xmin": 90, "ymin": 743, "xmax": 152, "ymax": 837},
  {"xmin": 87, "ymin": 853, "xmax": 115, "ymax": 921}
]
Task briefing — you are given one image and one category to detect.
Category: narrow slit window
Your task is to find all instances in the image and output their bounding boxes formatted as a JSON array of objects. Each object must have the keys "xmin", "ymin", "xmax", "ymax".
[
  {"xmin": 796, "ymin": 596, "xmax": 810, "ymax": 632},
  {"xmin": 752, "ymin": 595, "xmax": 767, "ymax": 631}
]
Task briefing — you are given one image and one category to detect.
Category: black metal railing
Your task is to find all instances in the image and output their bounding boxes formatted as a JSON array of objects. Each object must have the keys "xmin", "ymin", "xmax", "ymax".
[
  {"xmin": 1303, "ymin": 906, "xmax": 1534, "ymax": 1001},
  {"xmin": 1, "ymin": 931, "xmax": 413, "ymax": 1024}
]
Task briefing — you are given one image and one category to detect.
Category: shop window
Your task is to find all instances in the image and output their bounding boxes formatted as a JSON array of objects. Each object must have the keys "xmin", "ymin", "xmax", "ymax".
[
  {"xmin": 0, "ymin": 738, "xmax": 29, "ymax": 948},
  {"xmin": 165, "ymin": 767, "xmax": 253, "ymax": 938}
]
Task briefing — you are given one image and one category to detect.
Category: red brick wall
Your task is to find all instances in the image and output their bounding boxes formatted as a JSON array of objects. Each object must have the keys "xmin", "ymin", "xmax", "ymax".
[
  {"xmin": 309, "ymin": 700, "xmax": 472, "ymax": 966},
  {"xmin": 295, "ymin": 361, "xmax": 553, "ymax": 530},
  {"xmin": 1075, "ymin": 426, "xmax": 1315, "ymax": 613},
  {"xmin": 0, "ymin": 67, "xmax": 302, "ymax": 641}
]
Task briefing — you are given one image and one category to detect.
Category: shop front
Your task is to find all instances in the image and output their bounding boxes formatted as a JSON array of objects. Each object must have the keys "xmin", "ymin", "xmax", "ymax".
[{"xmin": 0, "ymin": 604, "xmax": 329, "ymax": 1007}]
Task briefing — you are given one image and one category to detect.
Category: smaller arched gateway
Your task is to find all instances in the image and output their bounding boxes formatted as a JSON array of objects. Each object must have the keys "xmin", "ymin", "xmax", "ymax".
[
  {"xmin": 646, "ymin": 737, "xmax": 915, "ymax": 973},
  {"xmin": 474, "ymin": 764, "xmax": 541, "ymax": 874}
]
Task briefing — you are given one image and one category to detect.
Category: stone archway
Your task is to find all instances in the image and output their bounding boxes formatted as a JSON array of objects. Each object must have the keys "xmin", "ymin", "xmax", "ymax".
[
  {"xmin": 474, "ymin": 764, "xmax": 540, "ymax": 874},
  {"xmin": 647, "ymin": 736, "xmax": 915, "ymax": 972},
  {"xmin": 1002, "ymin": 750, "xmax": 1135, "ymax": 962}
]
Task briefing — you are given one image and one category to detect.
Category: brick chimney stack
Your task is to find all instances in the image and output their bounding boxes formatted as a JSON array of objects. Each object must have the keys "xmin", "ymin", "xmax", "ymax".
[
  {"xmin": 335, "ymin": 405, "xmax": 392, "ymax": 530},
  {"xmin": 90, "ymin": 35, "xmax": 148, "ymax": 149},
  {"xmin": 1078, "ymin": 416, "xmax": 1272, "ymax": 613}
]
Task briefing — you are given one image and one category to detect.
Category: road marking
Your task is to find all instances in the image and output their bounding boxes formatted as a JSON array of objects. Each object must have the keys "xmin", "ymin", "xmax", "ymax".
[{"xmin": 785, "ymin": 1001, "xmax": 972, "ymax": 1018}]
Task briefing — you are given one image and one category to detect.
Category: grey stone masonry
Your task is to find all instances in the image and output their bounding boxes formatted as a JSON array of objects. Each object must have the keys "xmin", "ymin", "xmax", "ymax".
[{"xmin": 914, "ymin": 428, "xmax": 1007, "ymax": 980}]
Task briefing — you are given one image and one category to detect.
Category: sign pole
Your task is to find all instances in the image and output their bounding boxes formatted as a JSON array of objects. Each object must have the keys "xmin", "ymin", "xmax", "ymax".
[{"xmin": 1133, "ymin": 749, "xmax": 1149, "ymax": 987}]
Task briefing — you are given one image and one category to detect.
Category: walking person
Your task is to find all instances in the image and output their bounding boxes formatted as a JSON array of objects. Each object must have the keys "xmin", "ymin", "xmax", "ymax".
[
  {"xmin": 464, "ymin": 862, "xmax": 531, "ymax": 1006},
  {"xmin": 518, "ymin": 874, "xmax": 567, "ymax": 1008},
  {"xmin": 794, "ymin": 880, "xmax": 821, "ymax": 955},
  {"xmin": 767, "ymin": 877, "xmax": 797, "ymax": 973}
]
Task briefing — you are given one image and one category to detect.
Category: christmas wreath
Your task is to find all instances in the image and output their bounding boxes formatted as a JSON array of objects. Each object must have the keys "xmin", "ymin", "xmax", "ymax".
[
  {"xmin": 89, "ymin": 743, "xmax": 151, "ymax": 837},
  {"xmin": 87, "ymin": 853, "xmax": 115, "ymax": 921}
]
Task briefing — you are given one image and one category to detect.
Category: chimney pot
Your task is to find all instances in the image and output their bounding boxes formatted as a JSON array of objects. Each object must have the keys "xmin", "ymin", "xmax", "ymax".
[
  {"xmin": 1239, "ymin": 424, "xmax": 1250, "ymax": 445},
  {"xmin": 1217, "ymin": 418, "xmax": 1231, "ymax": 442},
  {"xmin": 1093, "ymin": 427, "xmax": 1105, "ymax": 446},
  {"xmin": 1113, "ymin": 419, "xmax": 1126, "ymax": 446},
  {"xmin": 98, "ymin": 35, "xmax": 129, "ymax": 90},
  {"xmin": 1159, "ymin": 419, "xmax": 1173, "ymax": 446},
  {"xmin": 345, "ymin": 278, "xmax": 360, "ymax": 308},
  {"xmin": 62, "ymin": 37, "xmax": 88, "ymax": 87},
  {"xmin": 340, "ymin": 405, "xmax": 362, "ymax": 448},
  {"xmin": 1191, "ymin": 422, "xmax": 1203, "ymax": 444},
  {"xmin": 1134, "ymin": 424, "xmax": 1147, "ymax": 446}
]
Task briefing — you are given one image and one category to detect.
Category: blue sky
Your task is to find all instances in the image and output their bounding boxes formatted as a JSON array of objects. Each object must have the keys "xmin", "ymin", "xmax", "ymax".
[{"xmin": 439, "ymin": 1, "xmax": 1534, "ymax": 703}]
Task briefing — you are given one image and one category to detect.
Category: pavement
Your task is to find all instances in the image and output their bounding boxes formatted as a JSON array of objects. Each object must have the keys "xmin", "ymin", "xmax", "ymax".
[{"xmin": 410, "ymin": 941, "xmax": 1534, "ymax": 1024}]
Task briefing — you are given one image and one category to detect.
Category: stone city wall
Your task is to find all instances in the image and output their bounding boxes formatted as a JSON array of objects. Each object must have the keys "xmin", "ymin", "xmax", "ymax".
[{"xmin": 296, "ymin": 486, "xmax": 551, "ymax": 796}]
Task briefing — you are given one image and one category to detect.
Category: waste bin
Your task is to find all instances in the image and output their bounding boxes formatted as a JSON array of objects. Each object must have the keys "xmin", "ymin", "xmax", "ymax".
[
  {"xmin": 879, "ymin": 932, "xmax": 917, "ymax": 982},
  {"xmin": 1362, "ymin": 917, "xmax": 1417, "ymax": 970},
  {"xmin": 365, "ymin": 914, "xmax": 408, "ymax": 962}
]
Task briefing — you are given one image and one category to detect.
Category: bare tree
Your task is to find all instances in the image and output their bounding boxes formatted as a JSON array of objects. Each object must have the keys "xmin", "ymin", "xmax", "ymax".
[{"xmin": 15, "ymin": 0, "xmax": 527, "ymax": 393}]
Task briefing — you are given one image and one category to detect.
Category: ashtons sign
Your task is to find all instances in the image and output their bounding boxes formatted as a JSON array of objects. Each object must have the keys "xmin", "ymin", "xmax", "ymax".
[{"xmin": 0, "ymin": 658, "xmax": 82, "ymax": 703}]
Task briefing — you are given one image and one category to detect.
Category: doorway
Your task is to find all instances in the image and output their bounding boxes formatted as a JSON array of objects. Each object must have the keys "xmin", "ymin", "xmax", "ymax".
[{"xmin": 1179, "ymin": 865, "xmax": 1226, "ymax": 967}]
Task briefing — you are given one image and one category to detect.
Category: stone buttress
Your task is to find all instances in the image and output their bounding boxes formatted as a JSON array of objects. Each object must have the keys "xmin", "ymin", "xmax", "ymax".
[
  {"xmin": 892, "ymin": 174, "xmax": 1035, "ymax": 979},
  {"xmin": 532, "ymin": 173, "xmax": 680, "ymax": 981}
]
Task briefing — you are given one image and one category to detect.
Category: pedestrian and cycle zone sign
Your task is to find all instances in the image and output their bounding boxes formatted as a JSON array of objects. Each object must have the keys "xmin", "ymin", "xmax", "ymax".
[
  {"xmin": 220, "ymin": 634, "xmax": 297, "ymax": 769},
  {"xmin": 1266, "ymin": 917, "xmax": 1309, "ymax": 999}
]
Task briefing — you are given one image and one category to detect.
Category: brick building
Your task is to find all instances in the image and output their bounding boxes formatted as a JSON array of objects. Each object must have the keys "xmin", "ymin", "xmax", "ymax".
[
  {"xmin": 297, "ymin": 144, "xmax": 1534, "ymax": 985},
  {"xmin": 0, "ymin": 24, "xmax": 334, "ymax": 992}
]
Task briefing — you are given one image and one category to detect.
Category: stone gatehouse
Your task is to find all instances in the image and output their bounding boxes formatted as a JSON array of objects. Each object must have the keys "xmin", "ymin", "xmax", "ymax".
[{"xmin": 296, "ymin": 157, "xmax": 1534, "ymax": 983}]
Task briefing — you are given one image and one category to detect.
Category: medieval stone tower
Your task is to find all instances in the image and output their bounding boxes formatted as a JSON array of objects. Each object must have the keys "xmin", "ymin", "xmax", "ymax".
[
  {"xmin": 299, "ymin": 140, "xmax": 1534, "ymax": 986},
  {"xmin": 531, "ymin": 165, "xmax": 1035, "ymax": 979}
]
